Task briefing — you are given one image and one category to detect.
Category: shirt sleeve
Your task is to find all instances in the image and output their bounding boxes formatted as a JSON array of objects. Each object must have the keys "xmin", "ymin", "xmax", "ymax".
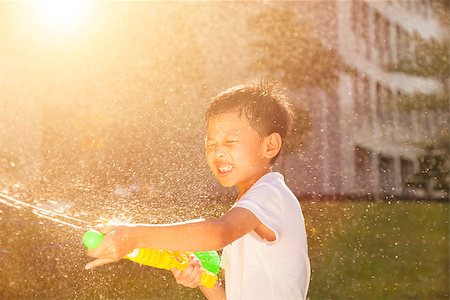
[
  {"xmin": 234, "ymin": 182, "xmax": 283, "ymax": 244},
  {"xmin": 220, "ymin": 245, "xmax": 229, "ymax": 270}
]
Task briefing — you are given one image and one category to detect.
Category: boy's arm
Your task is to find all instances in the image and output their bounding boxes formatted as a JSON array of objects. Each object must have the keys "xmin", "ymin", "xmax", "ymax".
[
  {"xmin": 199, "ymin": 282, "xmax": 226, "ymax": 300},
  {"xmin": 86, "ymin": 207, "xmax": 263, "ymax": 269}
]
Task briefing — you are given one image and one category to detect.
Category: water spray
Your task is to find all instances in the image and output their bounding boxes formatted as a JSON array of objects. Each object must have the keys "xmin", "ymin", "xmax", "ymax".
[{"xmin": 0, "ymin": 192, "xmax": 91, "ymax": 230}]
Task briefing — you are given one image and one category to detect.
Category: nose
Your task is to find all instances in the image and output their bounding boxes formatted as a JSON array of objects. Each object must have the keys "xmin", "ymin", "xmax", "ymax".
[{"xmin": 213, "ymin": 144, "xmax": 226, "ymax": 159}]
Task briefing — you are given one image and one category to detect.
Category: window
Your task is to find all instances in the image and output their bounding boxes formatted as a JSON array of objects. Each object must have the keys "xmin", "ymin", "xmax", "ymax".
[
  {"xmin": 379, "ymin": 154, "xmax": 395, "ymax": 196},
  {"xmin": 412, "ymin": 31, "xmax": 420, "ymax": 63},
  {"xmin": 355, "ymin": 146, "xmax": 372, "ymax": 190},
  {"xmin": 351, "ymin": 0, "xmax": 360, "ymax": 37},
  {"xmin": 395, "ymin": 24, "xmax": 402, "ymax": 61},
  {"xmin": 410, "ymin": 0, "xmax": 416, "ymax": 14},
  {"xmin": 400, "ymin": 158, "xmax": 414, "ymax": 188},
  {"xmin": 416, "ymin": 0, "xmax": 430, "ymax": 19},
  {"xmin": 363, "ymin": 77, "xmax": 372, "ymax": 127},
  {"xmin": 404, "ymin": 0, "xmax": 412, "ymax": 11},
  {"xmin": 376, "ymin": 82, "xmax": 383, "ymax": 120},
  {"xmin": 353, "ymin": 73, "xmax": 362, "ymax": 123},
  {"xmin": 423, "ymin": 0, "xmax": 430, "ymax": 19},
  {"xmin": 404, "ymin": 31, "xmax": 412, "ymax": 60},
  {"xmin": 420, "ymin": 111, "xmax": 431, "ymax": 137},
  {"xmin": 397, "ymin": 90, "xmax": 412, "ymax": 134},
  {"xmin": 374, "ymin": 11, "xmax": 382, "ymax": 61},
  {"xmin": 385, "ymin": 88, "xmax": 394, "ymax": 134},
  {"xmin": 361, "ymin": 1, "xmax": 371, "ymax": 60},
  {"xmin": 383, "ymin": 18, "xmax": 391, "ymax": 64}
]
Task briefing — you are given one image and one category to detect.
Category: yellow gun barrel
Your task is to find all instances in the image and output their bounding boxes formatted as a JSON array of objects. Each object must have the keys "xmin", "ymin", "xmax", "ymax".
[{"xmin": 126, "ymin": 248, "xmax": 218, "ymax": 288}]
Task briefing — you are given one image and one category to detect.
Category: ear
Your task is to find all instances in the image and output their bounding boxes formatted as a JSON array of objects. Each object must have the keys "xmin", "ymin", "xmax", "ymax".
[{"xmin": 263, "ymin": 132, "xmax": 282, "ymax": 160}]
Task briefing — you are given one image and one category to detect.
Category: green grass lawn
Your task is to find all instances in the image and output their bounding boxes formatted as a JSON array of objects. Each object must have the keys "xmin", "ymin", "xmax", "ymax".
[{"xmin": 302, "ymin": 200, "xmax": 449, "ymax": 300}]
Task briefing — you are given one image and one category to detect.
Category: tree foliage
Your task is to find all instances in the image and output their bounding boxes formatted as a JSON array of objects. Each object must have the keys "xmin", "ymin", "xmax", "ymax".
[
  {"xmin": 407, "ymin": 139, "xmax": 450, "ymax": 199},
  {"xmin": 283, "ymin": 105, "xmax": 312, "ymax": 155},
  {"xmin": 249, "ymin": 8, "xmax": 343, "ymax": 92},
  {"xmin": 249, "ymin": 7, "xmax": 343, "ymax": 159}
]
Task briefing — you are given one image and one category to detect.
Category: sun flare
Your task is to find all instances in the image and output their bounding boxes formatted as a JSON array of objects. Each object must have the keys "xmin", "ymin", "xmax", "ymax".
[{"xmin": 35, "ymin": 0, "xmax": 89, "ymax": 33}]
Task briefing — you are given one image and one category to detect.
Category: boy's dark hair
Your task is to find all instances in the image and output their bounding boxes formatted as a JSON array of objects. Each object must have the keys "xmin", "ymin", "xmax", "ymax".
[{"xmin": 205, "ymin": 80, "xmax": 295, "ymax": 140}]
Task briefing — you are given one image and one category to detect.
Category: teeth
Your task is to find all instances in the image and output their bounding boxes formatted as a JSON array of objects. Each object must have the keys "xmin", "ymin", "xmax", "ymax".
[{"xmin": 219, "ymin": 165, "xmax": 232, "ymax": 172}]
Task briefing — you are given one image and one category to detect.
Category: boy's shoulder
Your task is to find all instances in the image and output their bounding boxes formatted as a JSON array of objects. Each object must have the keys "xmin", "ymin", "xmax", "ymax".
[
  {"xmin": 244, "ymin": 172, "xmax": 294, "ymax": 201},
  {"xmin": 256, "ymin": 171, "xmax": 284, "ymax": 185},
  {"xmin": 254, "ymin": 172, "xmax": 287, "ymax": 191}
]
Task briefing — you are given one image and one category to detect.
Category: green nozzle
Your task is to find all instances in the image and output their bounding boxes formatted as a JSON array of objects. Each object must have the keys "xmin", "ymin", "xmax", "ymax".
[
  {"xmin": 83, "ymin": 229, "xmax": 104, "ymax": 249},
  {"xmin": 194, "ymin": 251, "xmax": 220, "ymax": 274}
]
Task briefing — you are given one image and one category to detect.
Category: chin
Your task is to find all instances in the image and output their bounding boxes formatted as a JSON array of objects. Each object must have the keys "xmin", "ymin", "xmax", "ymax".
[
  {"xmin": 216, "ymin": 176, "xmax": 236, "ymax": 188},
  {"xmin": 219, "ymin": 182, "xmax": 235, "ymax": 188}
]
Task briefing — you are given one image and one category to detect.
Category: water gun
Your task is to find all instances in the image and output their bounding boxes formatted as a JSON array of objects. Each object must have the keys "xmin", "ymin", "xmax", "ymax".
[{"xmin": 83, "ymin": 229, "xmax": 220, "ymax": 288}]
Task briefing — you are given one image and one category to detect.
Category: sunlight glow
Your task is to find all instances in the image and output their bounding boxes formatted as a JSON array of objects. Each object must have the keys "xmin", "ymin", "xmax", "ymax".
[{"xmin": 35, "ymin": 0, "xmax": 89, "ymax": 33}]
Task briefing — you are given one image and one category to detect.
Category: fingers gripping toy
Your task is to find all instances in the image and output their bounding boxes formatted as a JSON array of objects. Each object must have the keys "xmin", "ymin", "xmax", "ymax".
[{"xmin": 83, "ymin": 229, "xmax": 220, "ymax": 288}]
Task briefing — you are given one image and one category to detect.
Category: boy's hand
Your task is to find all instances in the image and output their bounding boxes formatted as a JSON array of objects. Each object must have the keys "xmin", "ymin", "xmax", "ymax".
[
  {"xmin": 85, "ymin": 224, "xmax": 136, "ymax": 270},
  {"xmin": 171, "ymin": 256, "xmax": 203, "ymax": 288}
]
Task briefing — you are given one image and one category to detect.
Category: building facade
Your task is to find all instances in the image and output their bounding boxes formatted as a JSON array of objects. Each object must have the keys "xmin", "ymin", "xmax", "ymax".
[{"xmin": 285, "ymin": 0, "xmax": 446, "ymax": 198}]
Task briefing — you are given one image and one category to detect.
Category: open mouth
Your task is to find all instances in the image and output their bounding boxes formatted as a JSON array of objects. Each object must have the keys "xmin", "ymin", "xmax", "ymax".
[{"xmin": 217, "ymin": 164, "xmax": 233, "ymax": 176}]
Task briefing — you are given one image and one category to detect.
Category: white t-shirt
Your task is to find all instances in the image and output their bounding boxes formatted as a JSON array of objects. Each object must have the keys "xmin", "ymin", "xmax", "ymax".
[{"xmin": 221, "ymin": 172, "xmax": 310, "ymax": 300}]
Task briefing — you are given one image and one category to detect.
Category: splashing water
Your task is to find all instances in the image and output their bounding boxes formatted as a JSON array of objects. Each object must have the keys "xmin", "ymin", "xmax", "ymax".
[{"xmin": 0, "ymin": 192, "xmax": 91, "ymax": 230}]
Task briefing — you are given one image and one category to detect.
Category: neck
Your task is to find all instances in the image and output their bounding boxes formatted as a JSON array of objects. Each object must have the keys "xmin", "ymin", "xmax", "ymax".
[{"xmin": 237, "ymin": 168, "xmax": 272, "ymax": 199}]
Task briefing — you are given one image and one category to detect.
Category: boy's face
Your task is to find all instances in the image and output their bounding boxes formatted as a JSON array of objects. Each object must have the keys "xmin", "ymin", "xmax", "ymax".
[{"xmin": 205, "ymin": 112, "xmax": 270, "ymax": 196}]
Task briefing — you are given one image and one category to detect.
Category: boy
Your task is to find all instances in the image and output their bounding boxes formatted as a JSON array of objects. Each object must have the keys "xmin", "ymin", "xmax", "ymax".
[{"xmin": 85, "ymin": 80, "xmax": 310, "ymax": 299}]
